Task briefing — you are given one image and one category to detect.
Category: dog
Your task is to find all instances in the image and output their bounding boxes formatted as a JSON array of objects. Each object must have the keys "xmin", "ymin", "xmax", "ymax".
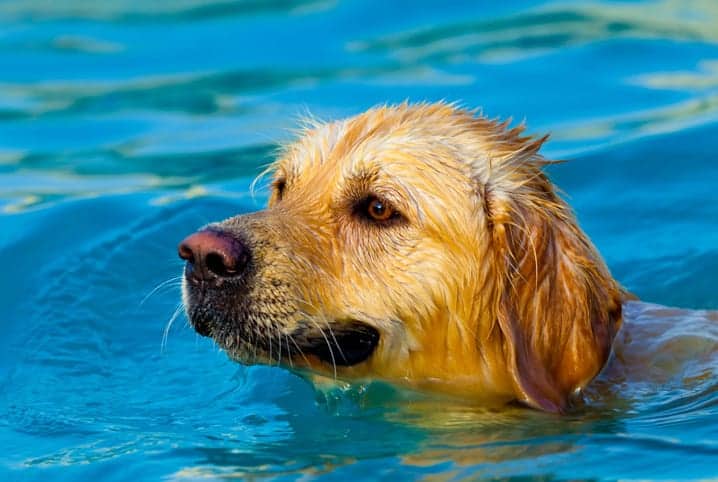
[{"xmin": 179, "ymin": 102, "xmax": 629, "ymax": 414}]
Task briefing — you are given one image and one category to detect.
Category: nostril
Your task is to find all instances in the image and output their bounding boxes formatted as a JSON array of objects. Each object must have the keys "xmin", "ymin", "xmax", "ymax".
[{"xmin": 205, "ymin": 252, "xmax": 230, "ymax": 277}]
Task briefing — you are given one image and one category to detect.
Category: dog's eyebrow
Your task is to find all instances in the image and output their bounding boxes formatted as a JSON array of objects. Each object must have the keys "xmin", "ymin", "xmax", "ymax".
[
  {"xmin": 339, "ymin": 168, "xmax": 378, "ymax": 197},
  {"xmin": 346, "ymin": 168, "xmax": 377, "ymax": 185}
]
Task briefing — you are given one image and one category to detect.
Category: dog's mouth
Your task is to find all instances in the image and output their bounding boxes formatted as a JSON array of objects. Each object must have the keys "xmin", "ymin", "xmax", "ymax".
[
  {"xmin": 292, "ymin": 320, "xmax": 380, "ymax": 367},
  {"xmin": 186, "ymin": 298, "xmax": 381, "ymax": 367}
]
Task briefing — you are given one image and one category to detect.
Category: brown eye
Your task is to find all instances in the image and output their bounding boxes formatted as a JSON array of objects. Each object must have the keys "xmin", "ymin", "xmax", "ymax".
[
  {"xmin": 357, "ymin": 195, "xmax": 402, "ymax": 225},
  {"xmin": 367, "ymin": 198, "xmax": 392, "ymax": 221}
]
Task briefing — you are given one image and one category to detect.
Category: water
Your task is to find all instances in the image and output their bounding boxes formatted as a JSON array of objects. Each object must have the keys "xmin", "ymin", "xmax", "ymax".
[{"xmin": 1, "ymin": 0, "xmax": 717, "ymax": 480}]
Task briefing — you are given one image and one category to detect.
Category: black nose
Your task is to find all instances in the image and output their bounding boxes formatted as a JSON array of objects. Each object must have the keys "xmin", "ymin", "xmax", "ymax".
[{"xmin": 178, "ymin": 229, "xmax": 249, "ymax": 282}]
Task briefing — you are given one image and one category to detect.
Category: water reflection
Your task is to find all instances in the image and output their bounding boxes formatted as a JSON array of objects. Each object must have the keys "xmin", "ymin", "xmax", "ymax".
[
  {"xmin": 352, "ymin": 0, "xmax": 718, "ymax": 64},
  {"xmin": 550, "ymin": 91, "xmax": 718, "ymax": 155},
  {"xmin": 0, "ymin": 0, "xmax": 334, "ymax": 22}
]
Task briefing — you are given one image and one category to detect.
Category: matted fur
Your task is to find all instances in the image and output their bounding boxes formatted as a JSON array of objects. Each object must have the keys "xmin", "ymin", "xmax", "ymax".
[{"xmin": 182, "ymin": 102, "xmax": 624, "ymax": 413}]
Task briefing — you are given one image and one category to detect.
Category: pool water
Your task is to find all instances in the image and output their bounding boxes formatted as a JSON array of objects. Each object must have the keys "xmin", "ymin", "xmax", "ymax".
[{"xmin": 1, "ymin": 1, "xmax": 718, "ymax": 480}]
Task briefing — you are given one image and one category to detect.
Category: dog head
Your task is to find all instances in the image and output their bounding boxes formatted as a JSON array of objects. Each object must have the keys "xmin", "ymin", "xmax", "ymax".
[{"xmin": 179, "ymin": 103, "xmax": 623, "ymax": 412}]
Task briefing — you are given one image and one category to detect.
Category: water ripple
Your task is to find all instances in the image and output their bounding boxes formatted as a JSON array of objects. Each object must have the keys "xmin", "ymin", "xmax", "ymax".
[
  {"xmin": 0, "ymin": 0, "xmax": 335, "ymax": 22},
  {"xmin": 351, "ymin": 0, "xmax": 718, "ymax": 63},
  {"xmin": 2, "ymin": 1, "xmax": 718, "ymax": 480}
]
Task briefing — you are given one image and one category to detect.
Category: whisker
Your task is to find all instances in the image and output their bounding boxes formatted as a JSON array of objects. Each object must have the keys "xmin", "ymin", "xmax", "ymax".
[
  {"xmin": 279, "ymin": 296, "xmax": 343, "ymax": 377},
  {"xmin": 318, "ymin": 317, "xmax": 348, "ymax": 367},
  {"xmin": 276, "ymin": 325, "xmax": 283, "ymax": 367},
  {"xmin": 283, "ymin": 333, "xmax": 294, "ymax": 368},
  {"xmin": 307, "ymin": 317, "xmax": 337, "ymax": 379},
  {"xmin": 286, "ymin": 332, "xmax": 311, "ymax": 367},
  {"xmin": 161, "ymin": 303, "xmax": 184, "ymax": 353},
  {"xmin": 141, "ymin": 276, "xmax": 183, "ymax": 306},
  {"xmin": 250, "ymin": 160, "xmax": 279, "ymax": 200}
]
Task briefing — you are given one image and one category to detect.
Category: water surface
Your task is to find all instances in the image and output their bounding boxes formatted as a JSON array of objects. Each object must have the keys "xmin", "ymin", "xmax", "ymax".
[{"xmin": 1, "ymin": 1, "xmax": 718, "ymax": 480}]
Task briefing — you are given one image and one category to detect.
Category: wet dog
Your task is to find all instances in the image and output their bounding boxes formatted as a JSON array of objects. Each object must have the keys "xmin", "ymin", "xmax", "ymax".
[{"xmin": 179, "ymin": 102, "xmax": 626, "ymax": 413}]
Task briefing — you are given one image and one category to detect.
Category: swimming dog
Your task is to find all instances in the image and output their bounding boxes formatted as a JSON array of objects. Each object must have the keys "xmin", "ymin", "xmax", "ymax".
[{"xmin": 179, "ymin": 102, "xmax": 626, "ymax": 413}]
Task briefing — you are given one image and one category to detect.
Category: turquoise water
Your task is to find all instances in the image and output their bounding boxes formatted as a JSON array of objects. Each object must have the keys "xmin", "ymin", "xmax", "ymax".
[{"xmin": 2, "ymin": 1, "xmax": 718, "ymax": 480}]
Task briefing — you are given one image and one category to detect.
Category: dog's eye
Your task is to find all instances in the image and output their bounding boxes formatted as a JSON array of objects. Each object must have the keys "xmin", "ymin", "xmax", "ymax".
[
  {"xmin": 368, "ymin": 199, "xmax": 392, "ymax": 221},
  {"xmin": 357, "ymin": 196, "xmax": 401, "ymax": 224},
  {"xmin": 273, "ymin": 178, "xmax": 286, "ymax": 200}
]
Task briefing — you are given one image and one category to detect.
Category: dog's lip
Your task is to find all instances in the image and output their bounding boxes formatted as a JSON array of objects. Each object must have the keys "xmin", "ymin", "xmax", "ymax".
[{"xmin": 293, "ymin": 320, "xmax": 380, "ymax": 367}]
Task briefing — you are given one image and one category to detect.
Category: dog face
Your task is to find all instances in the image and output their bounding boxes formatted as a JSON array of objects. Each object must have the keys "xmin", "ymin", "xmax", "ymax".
[{"xmin": 180, "ymin": 103, "xmax": 624, "ymax": 412}]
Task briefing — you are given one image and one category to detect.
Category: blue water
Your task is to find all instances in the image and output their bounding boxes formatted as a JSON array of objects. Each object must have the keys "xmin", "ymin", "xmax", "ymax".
[{"xmin": 1, "ymin": 1, "xmax": 718, "ymax": 480}]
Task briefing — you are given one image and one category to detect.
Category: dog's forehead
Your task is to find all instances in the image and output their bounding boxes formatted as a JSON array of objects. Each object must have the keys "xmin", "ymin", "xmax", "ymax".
[
  {"xmin": 283, "ymin": 114, "xmax": 474, "ymax": 187},
  {"xmin": 280, "ymin": 104, "xmax": 548, "ymax": 185}
]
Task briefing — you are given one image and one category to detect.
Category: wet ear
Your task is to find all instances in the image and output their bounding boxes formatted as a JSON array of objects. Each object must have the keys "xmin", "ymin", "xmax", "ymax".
[{"xmin": 485, "ymin": 170, "xmax": 623, "ymax": 413}]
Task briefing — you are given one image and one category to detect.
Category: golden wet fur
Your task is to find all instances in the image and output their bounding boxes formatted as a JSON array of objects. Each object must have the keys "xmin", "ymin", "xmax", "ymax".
[{"xmin": 182, "ymin": 102, "xmax": 626, "ymax": 413}]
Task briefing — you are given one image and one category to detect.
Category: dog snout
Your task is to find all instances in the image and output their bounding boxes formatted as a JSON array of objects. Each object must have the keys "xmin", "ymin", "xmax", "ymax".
[{"xmin": 178, "ymin": 229, "xmax": 250, "ymax": 283}]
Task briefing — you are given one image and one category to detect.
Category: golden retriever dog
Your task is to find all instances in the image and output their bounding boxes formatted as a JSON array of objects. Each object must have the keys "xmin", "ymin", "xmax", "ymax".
[{"xmin": 179, "ymin": 102, "xmax": 627, "ymax": 413}]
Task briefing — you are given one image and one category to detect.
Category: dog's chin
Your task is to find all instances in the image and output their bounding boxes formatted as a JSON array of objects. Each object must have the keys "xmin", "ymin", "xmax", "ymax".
[{"xmin": 183, "ymin": 300, "xmax": 222, "ymax": 338}]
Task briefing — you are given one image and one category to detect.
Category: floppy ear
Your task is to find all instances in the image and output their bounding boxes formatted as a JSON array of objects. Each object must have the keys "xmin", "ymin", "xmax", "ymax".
[{"xmin": 484, "ymin": 164, "xmax": 623, "ymax": 413}]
